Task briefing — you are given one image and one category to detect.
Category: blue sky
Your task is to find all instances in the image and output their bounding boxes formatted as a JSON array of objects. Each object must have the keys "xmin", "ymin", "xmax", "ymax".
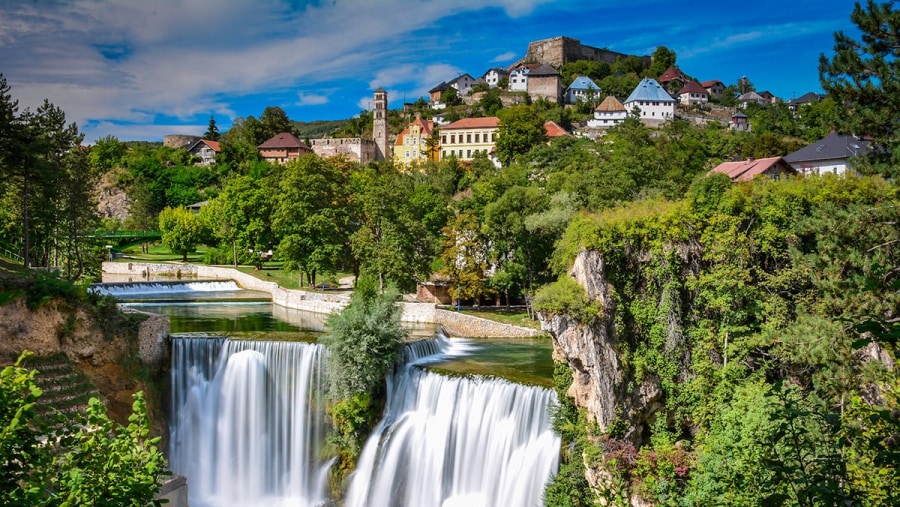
[{"xmin": 0, "ymin": 0, "xmax": 859, "ymax": 143}]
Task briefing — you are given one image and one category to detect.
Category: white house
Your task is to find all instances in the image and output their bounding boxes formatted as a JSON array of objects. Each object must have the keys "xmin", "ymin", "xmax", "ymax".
[
  {"xmin": 449, "ymin": 73, "xmax": 476, "ymax": 97},
  {"xmin": 186, "ymin": 139, "xmax": 221, "ymax": 165},
  {"xmin": 508, "ymin": 64, "xmax": 539, "ymax": 92},
  {"xmin": 624, "ymin": 78, "xmax": 675, "ymax": 122},
  {"xmin": 482, "ymin": 68, "xmax": 510, "ymax": 88},
  {"xmin": 564, "ymin": 76, "xmax": 601, "ymax": 105},
  {"xmin": 701, "ymin": 79, "xmax": 726, "ymax": 100},
  {"xmin": 676, "ymin": 80, "xmax": 709, "ymax": 106},
  {"xmin": 783, "ymin": 132, "xmax": 870, "ymax": 176},
  {"xmin": 587, "ymin": 95, "xmax": 627, "ymax": 128}
]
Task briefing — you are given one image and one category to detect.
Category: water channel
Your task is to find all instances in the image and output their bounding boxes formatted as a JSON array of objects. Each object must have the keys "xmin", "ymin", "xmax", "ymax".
[{"xmin": 98, "ymin": 278, "xmax": 560, "ymax": 507}]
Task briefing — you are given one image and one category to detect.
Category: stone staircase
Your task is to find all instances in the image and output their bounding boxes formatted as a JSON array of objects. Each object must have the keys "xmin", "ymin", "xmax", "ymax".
[{"xmin": 22, "ymin": 353, "xmax": 102, "ymax": 425}]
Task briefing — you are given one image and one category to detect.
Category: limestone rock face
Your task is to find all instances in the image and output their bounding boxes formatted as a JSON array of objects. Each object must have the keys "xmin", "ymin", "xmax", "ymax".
[{"xmin": 540, "ymin": 249, "xmax": 662, "ymax": 442}]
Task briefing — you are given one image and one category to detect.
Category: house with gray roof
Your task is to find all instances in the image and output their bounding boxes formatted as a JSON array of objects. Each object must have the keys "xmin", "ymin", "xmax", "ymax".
[
  {"xmin": 527, "ymin": 64, "xmax": 562, "ymax": 104},
  {"xmin": 783, "ymin": 132, "xmax": 870, "ymax": 176},
  {"xmin": 624, "ymin": 78, "xmax": 675, "ymax": 123},
  {"xmin": 564, "ymin": 76, "xmax": 600, "ymax": 105}
]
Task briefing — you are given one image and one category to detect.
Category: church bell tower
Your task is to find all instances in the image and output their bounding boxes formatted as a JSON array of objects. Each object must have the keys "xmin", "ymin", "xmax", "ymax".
[{"xmin": 373, "ymin": 88, "xmax": 389, "ymax": 161}]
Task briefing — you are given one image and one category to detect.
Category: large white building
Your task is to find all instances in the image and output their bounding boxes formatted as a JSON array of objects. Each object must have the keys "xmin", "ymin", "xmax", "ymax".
[{"xmin": 624, "ymin": 78, "xmax": 675, "ymax": 123}]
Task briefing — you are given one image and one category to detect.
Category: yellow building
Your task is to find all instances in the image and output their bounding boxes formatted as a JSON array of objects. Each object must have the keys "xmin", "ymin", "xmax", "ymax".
[
  {"xmin": 439, "ymin": 117, "xmax": 500, "ymax": 161},
  {"xmin": 393, "ymin": 115, "xmax": 435, "ymax": 166}
]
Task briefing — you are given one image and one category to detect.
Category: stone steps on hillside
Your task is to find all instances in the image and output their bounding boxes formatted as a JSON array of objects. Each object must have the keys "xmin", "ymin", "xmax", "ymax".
[{"xmin": 21, "ymin": 353, "xmax": 103, "ymax": 423}]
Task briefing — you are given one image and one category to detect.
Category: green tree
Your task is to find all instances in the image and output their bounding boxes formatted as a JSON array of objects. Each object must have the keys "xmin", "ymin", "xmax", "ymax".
[
  {"xmin": 441, "ymin": 87, "xmax": 462, "ymax": 106},
  {"xmin": 647, "ymin": 46, "xmax": 677, "ymax": 78},
  {"xmin": 819, "ymin": 0, "xmax": 900, "ymax": 176},
  {"xmin": 441, "ymin": 211, "xmax": 490, "ymax": 308},
  {"xmin": 496, "ymin": 105, "xmax": 547, "ymax": 165},
  {"xmin": 350, "ymin": 166, "xmax": 443, "ymax": 292},
  {"xmin": 88, "ymin": 135, "xmax": 126, "ymax": 174},
  {"xmin": 204, "ymin": 113, "xmax": 220, "ymax": 141},
  {"xmin": 475, "ymin": 87, "xmax": 504, "ymax": 116},
  {"xmin": 260, "ymin": 106, "xmax": 293, "ymax": 139},
  {"xmin": 272, "ymin": 155, "xmax": 352, "ymax": 287},
  {"xmin": 207, "ymin": 174, "xmax": 275, "ymax": 269},
  {"xmin": 158, "ymin": 205, "xmax": 205, "ymax": 261},
  {"xmin": 319, "ymin": 278, "xmax": 407, "ymax": 480},
  {"xmin": 1, "ymin": 355, "xmax": 167, "ymax": 506}
]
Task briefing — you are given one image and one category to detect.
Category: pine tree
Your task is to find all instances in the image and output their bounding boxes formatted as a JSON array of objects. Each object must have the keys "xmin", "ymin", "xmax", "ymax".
[
  {"xmin": 204, "ymin": 113, "xmax": 220, "ymax": 141},
  {"xmin": 819, "ymin": 0, "xmax": 900, "ymax": 177}
]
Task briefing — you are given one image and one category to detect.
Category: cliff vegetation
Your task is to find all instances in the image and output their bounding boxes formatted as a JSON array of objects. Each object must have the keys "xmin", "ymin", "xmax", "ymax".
[{"xmin": 537, "ymin": 174, "xmax": 899, "ymax": 506}]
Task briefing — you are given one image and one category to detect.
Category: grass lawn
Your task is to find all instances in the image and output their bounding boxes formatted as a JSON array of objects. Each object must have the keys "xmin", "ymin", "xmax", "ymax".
[{"xmin": 459, "ymin": 308, "xmax": 543, "ymax": 331}]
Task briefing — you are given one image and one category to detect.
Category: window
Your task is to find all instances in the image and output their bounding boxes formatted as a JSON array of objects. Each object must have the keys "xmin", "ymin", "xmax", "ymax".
[
  {"xmin": 442, "ymin": 150, "xmax": 447, "ymax": 157},
  {"xmin": 442, "ymin": 135, "xmax": 446, "ymax": 144},
  {"xmin": 451, "ymin": 135, "xmax": 456, "ymax": 144},
  {"xmin": 475, "ymin": 133, "xmax": 480, "ymax": 143},
  {"xmin": 467, "ymin": 149, "xmax": 471, "ymax": 158},
  {"xmin": 467, "ymin": 134, "xmax": 471, "ymax": 143},
  {"xmin": 405, "ymin": 150, "xmax": 410, "ymax": 158},
  {"xmin": 413, "ymin": 149, "xmax": 418, "ymax": 157}
]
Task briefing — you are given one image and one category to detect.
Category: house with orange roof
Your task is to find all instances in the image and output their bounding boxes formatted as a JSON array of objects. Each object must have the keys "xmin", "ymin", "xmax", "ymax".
[
  {"xmin": 393, "ymin": 113, "xmax": 436, "ymax": 166},
  {"xmin": 258, "ymin": 132, "xmax": 312, "ymax": 164},
  {"xmin": 544, "ymin": 120, "xmax": 571, "ymax": 139},
  {"xmin": 439, "ymin": 116, "xmax": 500, "ymax": 162},
  {"xmin": 709, "ymin": 156, "xmax": 796, "ymax": 182},
  {"xmin": 186, "ymin": 139, "xmax": 221, "ymax": 165}
]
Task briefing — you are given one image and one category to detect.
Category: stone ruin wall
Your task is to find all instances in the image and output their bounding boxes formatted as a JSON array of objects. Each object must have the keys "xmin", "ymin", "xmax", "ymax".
[
  {"xmin": 310, "ymin": 138, "xmax": 377, "ymax": 164},
  {"xmin": 163, "ymin": 134, "xmax": 200, "ymax": 149},
  {"xmin": 518, "ymin": 36, "xmax": 651, "ymax": 68}
]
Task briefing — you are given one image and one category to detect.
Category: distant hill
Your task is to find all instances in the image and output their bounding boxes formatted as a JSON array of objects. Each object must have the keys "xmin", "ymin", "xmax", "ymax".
[{"xmin": 292, "ymin": 119, "xmax": 350, "ymax": 140}]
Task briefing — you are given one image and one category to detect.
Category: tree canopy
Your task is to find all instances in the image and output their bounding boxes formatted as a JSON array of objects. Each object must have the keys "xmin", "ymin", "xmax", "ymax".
[{"xmin": 819, "ymin": 0, "xmax": 900, "ymax": 177}]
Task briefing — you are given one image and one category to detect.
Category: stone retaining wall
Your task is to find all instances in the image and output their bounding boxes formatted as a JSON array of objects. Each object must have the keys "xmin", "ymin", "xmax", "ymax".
[
  {"xmin": 434, "ymin": 309, "xmax": 542, "ymax": 338},
  {"xmin": 102, "ymin": 262, "xmax": 539, "ymax": 338}
]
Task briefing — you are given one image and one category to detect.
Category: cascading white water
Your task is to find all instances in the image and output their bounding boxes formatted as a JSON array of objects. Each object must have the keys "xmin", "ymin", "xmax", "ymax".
[
  {"xmin": 92, "ymin": 280, "xmax": 242, "ymax": 296},
  {"xmin": 169, "ymin": 336, "xmax": 332, "ymax": 507},
  {"xmin": 346, "ymin": 335, "xmax": 561, "ymax": 507}
]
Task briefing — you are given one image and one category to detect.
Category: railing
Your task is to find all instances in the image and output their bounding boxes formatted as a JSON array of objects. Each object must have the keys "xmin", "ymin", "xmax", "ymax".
[
  {"xmin": 0, "ymin": 242, "xmax": 23, "ymax": 264},
  {"xmin": 83, "ymin": 230, "xmax": 162, "ymax": 240}
]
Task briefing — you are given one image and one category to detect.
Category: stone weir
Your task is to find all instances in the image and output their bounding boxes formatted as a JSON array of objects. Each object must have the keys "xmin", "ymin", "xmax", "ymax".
[{"xmin": 101, "ymin": 262, "xmax": 541, "ymax": 338}]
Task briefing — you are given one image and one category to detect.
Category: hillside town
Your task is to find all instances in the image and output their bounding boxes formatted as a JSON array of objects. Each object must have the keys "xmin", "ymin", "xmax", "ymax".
[{"xmin": 165, "ymin": 35, "xmax": 862, "ymax": 182}]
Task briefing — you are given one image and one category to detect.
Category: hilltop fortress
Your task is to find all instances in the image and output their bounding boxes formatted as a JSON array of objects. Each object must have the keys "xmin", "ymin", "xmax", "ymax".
[{"xmin": 513, "ymin": 36, "xmax": 651, "ymax": 68}]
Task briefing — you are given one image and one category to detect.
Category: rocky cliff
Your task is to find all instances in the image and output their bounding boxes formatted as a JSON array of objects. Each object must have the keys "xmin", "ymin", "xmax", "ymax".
[
  {"xmin": 540, "ymin": 250, "xmax": 663, "ymax": 443},
  {"xmin": 0, "ymin": 296, "xmax": 169, "ymax": 436}
]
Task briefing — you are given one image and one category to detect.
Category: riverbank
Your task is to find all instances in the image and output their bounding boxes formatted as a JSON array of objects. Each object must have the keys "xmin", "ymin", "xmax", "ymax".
[{"xmin": 101, "ymin": 262, "xmax": 542, "ymax": 338}]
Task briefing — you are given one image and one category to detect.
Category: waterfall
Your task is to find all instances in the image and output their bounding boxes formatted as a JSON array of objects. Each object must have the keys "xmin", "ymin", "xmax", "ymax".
[
  {"xmin": 168, "ymin": 330, "xmax": 560, "ymax": 507},
  {"xmin": 169, "ymin": 336, "xmax": 331, "ymax": 507},
  {"xmin": 346, "ymin": 336, "xmax": 560, "ymax": 507},
  {"xmin": 91, "ymin": 280, "xmax": 242, "ymax": 296}
]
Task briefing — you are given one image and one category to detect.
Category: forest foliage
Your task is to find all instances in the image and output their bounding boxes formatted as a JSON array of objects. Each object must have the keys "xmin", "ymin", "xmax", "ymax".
[{"xmin": 536, "ymin": 174, "xmax": 899, "ymax": 505}]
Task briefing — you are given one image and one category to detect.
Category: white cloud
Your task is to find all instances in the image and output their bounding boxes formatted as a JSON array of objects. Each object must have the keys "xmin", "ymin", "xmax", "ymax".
[
  {"xmin": 297, "ymin": 92, "xmax": 329, "ymax": 106},
  {"xmin": 83, "ymin": 122, "xmax": 206, "ymax": 144},
  {"xmin": 490, "ymin": 51, "xmax": 517, "ymax": 63}
]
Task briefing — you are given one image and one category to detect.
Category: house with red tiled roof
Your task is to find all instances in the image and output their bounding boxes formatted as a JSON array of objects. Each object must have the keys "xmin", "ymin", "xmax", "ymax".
[
  {"xmin": 258, "ymin": 132, "xmax": 312, "ymax": 164},
  {"xmin": 657, "ymin": 65, "xmax": 687, "ymax": 93},
  {"xmin": 394, "ymin": 114, "xmax": 436, "ymax": 166},
  {"xmin": 709, "ymin": 156, "xmax": 796, "ymax": 182},
  {"xmin": 186, "ymin": 139, "xmax": 221, "ymax": 166},
  {"xmin": 544, "ymin": 120, "xmax": 571, "ymax": 139},
  {"xmin": 676, "ymin": 80, "xmax": 709, "ymax": 106},
  {"xmin": 439, "ymin": 117, "xmax": 500, "ymax": 162},
  {"xmin": 701, "ymin": 79, "xmax": 726, "ymax": 100}
]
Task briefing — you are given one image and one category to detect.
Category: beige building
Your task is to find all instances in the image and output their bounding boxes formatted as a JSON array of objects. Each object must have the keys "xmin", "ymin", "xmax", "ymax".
[
  {"xmin": 440, "ymin": 117, "xmax": 500, "ymax": 161},
  {"xmin": 394, "ymin": 114, "xmax": 435, "ymax": 166},
  {"xmin": 258, "ymin": 132, "xmax": 312, "ymax": 164}
]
